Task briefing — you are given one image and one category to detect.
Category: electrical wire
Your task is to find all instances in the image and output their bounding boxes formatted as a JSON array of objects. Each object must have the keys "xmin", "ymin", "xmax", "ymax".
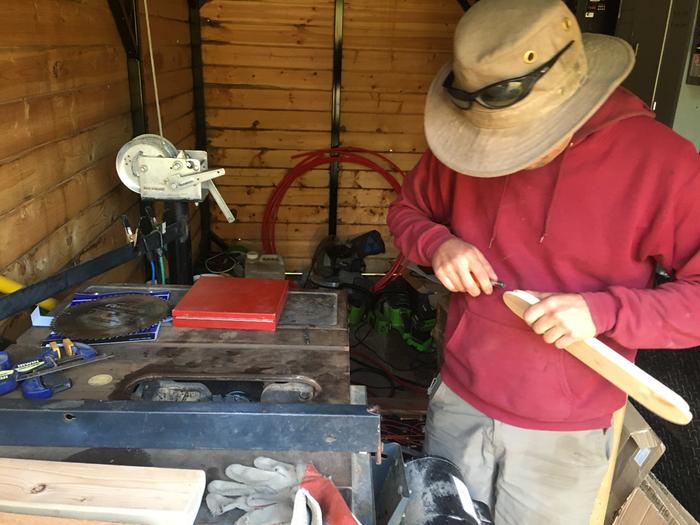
[
  {"xmin": 350, "ymin": 354, "xmax": 428, "ymax": 394},
  {"xmin": 149, "ymin": 259, "xmax": 157, "ymax": 285},
  {"xmin": 260, "ymin": 147, "xmax": 406, "ymax": 291},
  {"xmin": 142, "ymin": 0, "xmax": 163, "ymax": 136},
  {"xmin": 205, "ymin": 252, "xmax": 242, "ymax": 274},
  {"xmin": 158, "ymin": 255, "xmax": 166, "ymax": 285}
]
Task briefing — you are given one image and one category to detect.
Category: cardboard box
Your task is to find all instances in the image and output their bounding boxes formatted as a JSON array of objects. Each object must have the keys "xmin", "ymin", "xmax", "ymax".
[
  {"xmin": 606, "ymin": 403, "xmax": 666, "ymax": 523},
  {"xmin": 613, "ymin": 474, "xmax": 698, "ymax": 525}
]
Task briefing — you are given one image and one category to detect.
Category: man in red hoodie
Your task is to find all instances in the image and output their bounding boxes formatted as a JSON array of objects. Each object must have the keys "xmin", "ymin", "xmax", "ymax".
[{"xmin": 387, "ymin": 0, "xmax": 700, "ymax": 523}]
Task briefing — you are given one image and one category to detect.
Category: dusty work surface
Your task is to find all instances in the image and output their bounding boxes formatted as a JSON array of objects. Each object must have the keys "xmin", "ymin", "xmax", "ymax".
[
  {"xmin": 0, "ymin": 285, "xmax": 373, "ymax": 524},
  {"xmin": 8, "ymin": 285, "xmax": 350, "ymax": 403}
]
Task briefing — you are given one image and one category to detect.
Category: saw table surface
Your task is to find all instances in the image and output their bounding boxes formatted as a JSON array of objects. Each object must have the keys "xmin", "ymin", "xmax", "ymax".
[
  {"xmin": 0, "ymin": 284, "xmax": 375, "ymax": 525},
  {"xmin": 8, "ymin": 284, "xmax": 350, "ymax": 403}
]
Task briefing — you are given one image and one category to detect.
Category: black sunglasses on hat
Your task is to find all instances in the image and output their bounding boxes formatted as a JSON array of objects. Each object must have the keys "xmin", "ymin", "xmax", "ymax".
[{"xmin": 443, "ymin": 40, "xmax": 574, "ymax": 110}]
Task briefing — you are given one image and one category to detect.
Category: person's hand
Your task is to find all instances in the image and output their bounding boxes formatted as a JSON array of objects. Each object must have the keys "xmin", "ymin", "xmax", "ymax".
[
  {"xmin": 522, "ymin": 292, "xmax": 597, "ymax": 348},
  {"xmin": 431, "ymin": 238, "xmax": 498, "ymax": 296}
]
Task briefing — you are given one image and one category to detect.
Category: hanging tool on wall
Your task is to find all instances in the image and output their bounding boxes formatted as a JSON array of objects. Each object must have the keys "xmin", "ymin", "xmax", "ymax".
[{"xmin": 116, "ymin": 134, "xmax": 235, "ymax": 224}]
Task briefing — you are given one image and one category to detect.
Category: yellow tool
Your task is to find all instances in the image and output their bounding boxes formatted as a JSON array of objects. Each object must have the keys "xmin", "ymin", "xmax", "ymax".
[
  {"xmin": 0, "ymin": 276, "xmax": 58, "ymax": 312},
  {"xmin": 48, "ymin": 342, "xmax": 61, "ymax": 360}
]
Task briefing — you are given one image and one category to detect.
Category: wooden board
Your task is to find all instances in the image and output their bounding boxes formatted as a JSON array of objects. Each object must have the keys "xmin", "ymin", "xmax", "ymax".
[
  {"xmin": 503, "ymin": 290, "xmax": 692, "ymax": 425},
  {"xmin": 0, "ymin": 511, "xmax": 130, "ymax": 525},
  {"xmin": 589, "ymin": 405, "xmax": 627, "ymax": 525},
  {"xmin": 0, "ymin": 458, "xmax": 205, "ymax": 525}
]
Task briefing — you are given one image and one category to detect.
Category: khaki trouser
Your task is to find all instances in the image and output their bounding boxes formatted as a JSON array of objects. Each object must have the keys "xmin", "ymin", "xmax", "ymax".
[{"xmin": 425, "ymin": 381, "xmax": 611, "ymax": 525}]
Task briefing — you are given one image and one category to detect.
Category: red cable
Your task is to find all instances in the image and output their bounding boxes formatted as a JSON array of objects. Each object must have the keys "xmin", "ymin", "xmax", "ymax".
[{"xmin": 260, "ymin": 149, "xmax": 406, "ymax": 291}]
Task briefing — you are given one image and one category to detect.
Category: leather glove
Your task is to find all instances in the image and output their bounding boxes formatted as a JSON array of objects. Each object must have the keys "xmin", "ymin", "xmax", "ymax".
[{"xmin": 206, "ymin": 457, "xmax": 305, "ymax": 525}]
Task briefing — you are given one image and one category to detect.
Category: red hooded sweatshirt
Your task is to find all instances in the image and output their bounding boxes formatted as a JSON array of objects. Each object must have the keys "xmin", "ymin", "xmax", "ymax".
[{"xmin": 387, "ymin": 88, "xmax": 700, "ymax": 431}]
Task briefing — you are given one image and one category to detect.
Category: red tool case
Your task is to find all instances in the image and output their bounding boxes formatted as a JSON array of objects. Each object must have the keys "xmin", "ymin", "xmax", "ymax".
[{"xmin": 172, "ymin": 275, "xmax": 289, "ymax": 331}]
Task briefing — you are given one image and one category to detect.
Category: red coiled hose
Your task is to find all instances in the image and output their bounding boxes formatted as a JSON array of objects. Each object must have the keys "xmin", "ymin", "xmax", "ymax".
[{"xmin": 260, "ymin": 147, "xmax": 406, "ymax": 291}]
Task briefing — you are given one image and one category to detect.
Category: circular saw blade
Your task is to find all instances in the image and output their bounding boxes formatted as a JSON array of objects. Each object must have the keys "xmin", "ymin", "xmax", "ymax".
[
  {"xmin": 52, "ymin": 295, "xmax": 170, "ymax": 342},
  {"xmin": 115, "ymin": 134, "xmax": 178, "ymax": 193}
]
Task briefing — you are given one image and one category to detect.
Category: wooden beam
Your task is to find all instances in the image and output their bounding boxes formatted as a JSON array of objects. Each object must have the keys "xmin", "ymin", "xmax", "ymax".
[
  {"xmin": 0, "ymin": 512, "xmax": 130, "ymax": 525},
  {"xmin": 0, "ymin": 458, "xmax": 205, "ymax": 525}
]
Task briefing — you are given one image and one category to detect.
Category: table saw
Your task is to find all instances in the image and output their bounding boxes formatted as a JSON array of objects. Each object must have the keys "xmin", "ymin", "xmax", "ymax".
[{"xmin": 0, "ymin": 284, "xmax": 379, "ymax": 524}]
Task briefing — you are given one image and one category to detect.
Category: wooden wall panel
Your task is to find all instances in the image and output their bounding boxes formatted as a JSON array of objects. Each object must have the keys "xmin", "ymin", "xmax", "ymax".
[
  {"xmin": 202, "ymin": 0, "xmax": 334, "ymax": 272},
  {"xmin": 0, "ymin": 0, "xmax": 200, "ymax": 339},
  {"xmin": 201, "ymin": 0, "xmax": 461, "ymax": 274},
  {"xmin": 340, "ymin": 0, "xmax": 461, "ymax": 270},
  {"xmin": 0, "ymin": 0, "xmax": 139, "ymax": 339}
]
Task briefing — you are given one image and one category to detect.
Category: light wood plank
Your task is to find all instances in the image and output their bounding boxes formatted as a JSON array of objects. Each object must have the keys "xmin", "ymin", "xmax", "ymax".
[
  {"xmin": 205, "ymin": 87, "xmax": 331, "ymax": 112},
  {"xmin": 161, "ymin": 112, "xmax": 195, "ymax": 147},
  {"xmin": 207, "ymin": 108, "xmax": 329, "ymax": 131},
  {"xmin": 342, "ymin": 70, "xmax": 435, "ymax": 94},
  {"xmin": 216, "ymin": 168, "xmax": 399, "ymax": 189},
  {"xmin": 142, "ymin": 68, "xmax": 193, "ymax": 106},
  {"xmin": 208, "ymin": 147, "xmax": 420, "ymax": 170},
  {"xmin": 220, "ymin": 186, "xmax": 395, "ymax": 207},
  {"xmin": 203, "ymin": 43, "xmax": 333, "ymax": 70},
  {"xmin": 339, "ymin": 131, "xmax": 427, "ymax": 153},
  {"xmin": 145, "ymin": 92, "xmax": 195, "ymax": 130},
  {"xmin": 202, "ymin": 22, "xmax": 332, "ymax": 48},
  {"xmin": 0, "ymin": 81, "xmax": 130, "ymax": 162},
  {"xmin": 208, "ymin": 129, "xmax": 331, "ymax": 150},
  {"xmin": 137, "ymin": 14, "xmax": 191, "ymax": 47},
  {"xmin": 0, "ymin": 115, "xmax": 131, "ymax": 217},
  {"xmin": 0, "ymin": 46, "xmax": 126, "ymax": 105},
  {"xmin": 0, "ymin": 511, "xmax": 130, "ymax": 525},
  {"xmin": 589, "ymin": 405, "xmax": 626, "ymax": 525},
  {"xmin": 202, "ymin": 2, "xmax": 333, "ymax": 25},
  {"xmin": 340, "ymin": 112, "xmax": 423, "ymax": 133},
  {"xmin": 0, "ymin": 155, "xmax": 123, "ymax": 269},
  {"xmin": 143, "ymin": 45, "xmax": 193, "ymax": 75},
  {"xmin": 204, "ymin": 65, "xmax": 331, "ymax": 91},
  {"xmin": 0, "ymin": 457, "xmax": 205, "ymax": 525},
  {"xmin": 4, "ymin": 1, "xmax": 121, "ymax": 47},
  {"xmin": 139, "ymin": 0, "xmax": 190, "ymax": 21},
  {"xmin": 341, "ymin": 91, "xmax": 426, "ymax": 115},
  {"xmin": 2, "ymin": 187, "xmax": 138, "ymax": 289},
  {"xmin": 343, "ymin": 48, "xmax": 449, "ymax": 73},
  {"xmin": 503, "ymin": 291, "xmax": 692, "ymax": 425}
]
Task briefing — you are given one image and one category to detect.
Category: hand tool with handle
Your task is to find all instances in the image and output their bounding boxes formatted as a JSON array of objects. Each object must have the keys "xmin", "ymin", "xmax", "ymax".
[
  {"xmin": 0, "ymin": 341, "xmax": 112, "ymax": 399},
  {"xmin": 502, "ymin": 290, "xmax": 692, "ymax": 425}
]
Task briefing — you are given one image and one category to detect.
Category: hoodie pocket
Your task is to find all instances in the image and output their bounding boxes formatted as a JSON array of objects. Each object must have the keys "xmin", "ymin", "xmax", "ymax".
[
  {"xmin": 442, "ymin": 310, "xmax": 576, "ymax": 423},
  {"xmin": 559, "ymin": 347, "xmax": 627, "ymax": 421}
]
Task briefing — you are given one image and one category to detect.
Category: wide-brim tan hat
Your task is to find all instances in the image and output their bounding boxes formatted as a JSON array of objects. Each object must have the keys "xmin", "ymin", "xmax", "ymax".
[{"xmin": 425, "ymin": 0, "xmax": 635, "ymax": 178}]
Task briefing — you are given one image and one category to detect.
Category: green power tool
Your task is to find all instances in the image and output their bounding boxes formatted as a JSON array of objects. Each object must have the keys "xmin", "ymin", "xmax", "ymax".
[{"xmin": 371, "ymin": 290, "xmax": 436, "ymax": 353}]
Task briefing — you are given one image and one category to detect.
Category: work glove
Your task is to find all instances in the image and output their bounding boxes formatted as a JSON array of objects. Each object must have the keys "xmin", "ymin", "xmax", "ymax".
[
  {"xmin": 206, "ymin": 457, "xmax": 305, "ymax": 525},
  {"xmin": 207, "ymin": 458, "xmax": 359, "ymax": 525}
]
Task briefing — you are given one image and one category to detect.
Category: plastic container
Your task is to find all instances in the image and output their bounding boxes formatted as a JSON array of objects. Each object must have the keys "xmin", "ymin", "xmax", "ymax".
[{"xmin": 244, "ymin": 252, "xmax": 286, "ymax": 280}]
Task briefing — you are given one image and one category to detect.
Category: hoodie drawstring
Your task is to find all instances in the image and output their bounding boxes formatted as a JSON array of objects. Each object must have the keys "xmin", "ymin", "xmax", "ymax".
[
  {"xmin": 488, "ymin": 143, "xmax": 572, "ymax": 248},
  {"xmin": 488, "ymin": 176, "xmax": 510, "ymax": 248},
  {"xmin": 539, "ymin": 144, "xmax": 571, "ymax": 244}
]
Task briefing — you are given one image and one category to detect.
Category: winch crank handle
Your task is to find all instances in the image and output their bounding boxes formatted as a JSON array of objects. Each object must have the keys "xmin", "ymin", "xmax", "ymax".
[
  {"xmin": 195, "ymin": 168, "xmax": 226, "ymax": 183},
  {"xmin": 205, "ymin": 181, "xmax": 236, "ymax": 223}
]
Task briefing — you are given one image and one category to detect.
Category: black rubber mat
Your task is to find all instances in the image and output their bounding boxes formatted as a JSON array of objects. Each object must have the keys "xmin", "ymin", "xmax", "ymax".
[{"xmin": 634, "ymin": 347, "xmax": 700, "ymax": 519}]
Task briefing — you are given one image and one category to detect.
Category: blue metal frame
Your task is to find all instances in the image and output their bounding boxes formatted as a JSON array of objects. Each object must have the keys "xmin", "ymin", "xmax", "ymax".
[{"xmin": 0, "ymin": 400, "xmax": 380, "ymax": 453}]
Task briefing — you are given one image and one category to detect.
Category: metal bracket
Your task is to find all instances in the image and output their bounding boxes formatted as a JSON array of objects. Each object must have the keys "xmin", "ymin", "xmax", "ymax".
[
  {"xmin": 0, "ymin": 400, "xmax": 381, "ymax": 453},
  {"xmin": 107, "ymin": 0, "xmax": 139, "ymax": 59}
]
